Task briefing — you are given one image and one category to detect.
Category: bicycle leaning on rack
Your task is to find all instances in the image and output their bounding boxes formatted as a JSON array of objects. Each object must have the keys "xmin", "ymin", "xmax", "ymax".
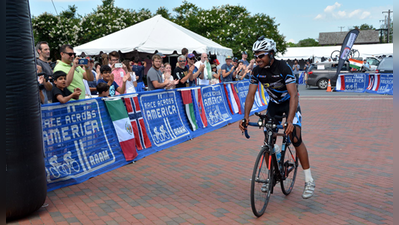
[{"xmin": 242, "ymin": 112, "xmax": 299, "ymax": 217}]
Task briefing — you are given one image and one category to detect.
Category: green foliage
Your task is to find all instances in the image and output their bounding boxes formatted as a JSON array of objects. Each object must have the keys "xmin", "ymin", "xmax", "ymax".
[
  {"xmin": 297, "ymin": 38, "xmax": 319, "ymax": 47},
  {"xmin": 172, "ymin": 3, "xmax": 287, "ymax": 57},
  {"xmin": 287, "ymin": 42, "xmax": 297, "ymax": 47},
  {"xmin": 156, "ymin": 7, "xmax": 171, "ymax": 19},
  {"xmin": 32, "ymin": 0, "xmax": 287, "ymax": 59}
]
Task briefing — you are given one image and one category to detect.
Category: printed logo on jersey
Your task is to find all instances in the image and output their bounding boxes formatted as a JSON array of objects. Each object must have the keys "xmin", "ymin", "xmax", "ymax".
[{"xmin": 263, "ymin": 83, "xmax": 270, "ymax": 88}]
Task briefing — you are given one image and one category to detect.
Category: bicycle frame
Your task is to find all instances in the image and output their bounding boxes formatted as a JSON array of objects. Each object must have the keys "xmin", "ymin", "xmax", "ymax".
[{"xmin": 244, "ymin": 113, "xmax": 291, "ymax": 190}]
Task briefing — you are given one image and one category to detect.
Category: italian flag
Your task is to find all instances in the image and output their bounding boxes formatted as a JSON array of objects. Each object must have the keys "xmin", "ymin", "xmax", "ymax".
[
  {"xmin": 349, "ymin": 58, "xmax": 363, "ymax": 70},
  {"xmin": 181, "ymin": 90, "xmax": 198, "ymax": 131},
  {"xmin": 104, "ymin": 98, "xmax": 137, "ymax": 161}
]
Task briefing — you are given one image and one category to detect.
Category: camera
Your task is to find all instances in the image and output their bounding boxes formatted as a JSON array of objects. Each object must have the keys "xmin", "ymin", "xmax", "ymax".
[
  {"xmin": 115, "ymin": 63, "xmax": 123, "ymax": 68},
  {"xmin": 78, "ymin": 58, "xmax": 88, "ymax": 65}
]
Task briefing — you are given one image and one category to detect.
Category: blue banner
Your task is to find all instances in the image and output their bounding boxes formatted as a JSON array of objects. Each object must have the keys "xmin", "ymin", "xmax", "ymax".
[
  {"xmin": 42, "ymin": 99, "xmax": 128, "ymax": 192},
  {"xmin": 365, "ymin": 74, "xmax": 393, "ymax": 95},
  {"xmin": 139, "ymin": 91, "xmax": 191, "ymax": 147},
  {"xmin": 41, "ymin": 81, "xmax": 270, "ymax": 192},
  {"xmin": 335, "ymin": 73, "xmax": 367, "ymax": 93},
  {"xmin": 201, "ymin": 85, "xmax": 232, "ymax": 128}
]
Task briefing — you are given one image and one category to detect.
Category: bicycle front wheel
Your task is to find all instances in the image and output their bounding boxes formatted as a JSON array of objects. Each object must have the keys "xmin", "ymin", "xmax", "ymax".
[
  {"xmin": 250, "ymin": 148, "xmax": 273, "ymax": 217},
  {"xmin": 280, "ymin": 144, "xmax": 298, "ymax": 195}
]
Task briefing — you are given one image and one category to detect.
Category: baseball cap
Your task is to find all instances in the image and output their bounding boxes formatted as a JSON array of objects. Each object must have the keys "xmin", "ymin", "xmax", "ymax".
[
  {"xmin": 242, "ymin": 51, "xmax": 248, "ymax": 55},
  {"xmin": 156, "ymin": 52, "xmax": 166, "ymax": 58},
  {"xmin": 187, "ymin": 53, "xmax": 195, "ymax": 59},
  {"xmin": 226, "ymin": 55, "xmax": 232, "ymax": 60},
  {"xmin": 233, "ymin": 57, "xmax": 239, "ymax": 62},
  {"xmin": 86, "ymin": 56, "xmax": 94, "ymax": 62},
  {"xmin": 213, "ymin": 59, "xmax": 220, "ymax": 65}
]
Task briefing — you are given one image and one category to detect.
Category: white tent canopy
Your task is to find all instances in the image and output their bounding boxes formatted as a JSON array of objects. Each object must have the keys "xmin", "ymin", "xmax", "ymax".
[
  {"xmin": 75, "ymin": 15, "xmax": 233, "ymax": 56},
  {"xmin": 277, "ymin": 43, "xmax": 393, "ymax": 60}
]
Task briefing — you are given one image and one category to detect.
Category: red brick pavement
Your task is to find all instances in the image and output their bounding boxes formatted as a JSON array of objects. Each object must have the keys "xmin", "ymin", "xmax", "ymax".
[{"xmin": 8, "ymin": 96, "xmax": 393, "ymax": 225}]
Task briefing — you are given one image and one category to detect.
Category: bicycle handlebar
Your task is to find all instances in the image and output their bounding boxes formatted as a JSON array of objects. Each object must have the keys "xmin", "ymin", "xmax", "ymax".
[{"xmin": 242, "ymin": 113, "xmax": 286, "ymax": 139}]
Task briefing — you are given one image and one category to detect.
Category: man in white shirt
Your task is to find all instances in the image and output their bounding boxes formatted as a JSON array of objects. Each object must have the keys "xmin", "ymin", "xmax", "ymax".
[{"xmin": 195, "ymin": 53, "xmax": 211, "ymax": 86}]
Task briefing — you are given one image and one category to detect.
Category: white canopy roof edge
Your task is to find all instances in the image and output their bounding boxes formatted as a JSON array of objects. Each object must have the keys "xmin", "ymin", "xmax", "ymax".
[
  {"xmin": 277, "ymin": 43, "xmax": 393, "ymax": 60},
  {"xmin": 75, "ymin": 15, "xmax": 233, "ymax": 56}
]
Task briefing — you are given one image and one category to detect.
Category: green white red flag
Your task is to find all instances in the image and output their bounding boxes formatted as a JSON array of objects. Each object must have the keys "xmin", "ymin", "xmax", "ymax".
[{"xmin": 104, "ymin": 98, "xmax": 137, "ymax": 161}]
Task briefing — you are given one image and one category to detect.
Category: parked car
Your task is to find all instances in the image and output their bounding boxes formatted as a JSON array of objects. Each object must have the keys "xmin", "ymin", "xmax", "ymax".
[
  {"xmin": 305, "ymin": 61, "xmax": 372, "ymax": 89},
  {"xmin": 375, "ymin": 56, "xmax": 393, "ymax": 73},
  {"xmin": 365, "ymin": 57, "xmax": 380, "ymax": 71}
]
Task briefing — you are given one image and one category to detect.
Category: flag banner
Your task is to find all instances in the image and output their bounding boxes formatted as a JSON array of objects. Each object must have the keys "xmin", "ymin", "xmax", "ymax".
[
  {"xmin": 123, "ymin": 94, "xmax": 152, "ymax": 150},
  {"xmin": 225, "ymin": 83, "xmax": 240, "ymax": 114},
  {"xmin": 335, "ymin": 73, "xmax": 367, "ymax": 93},
  {"xmin": 365, "ymin": 74, "xmax": 393, "ymax": 95},
  {"xmin": 104, "ymin": 98, "xmax": 138, "ymax": 161},
  {"xmin": 223, "ymin": 83, "xmax": 234, "ymax": 114},
  {"xmin": 41, "ymin": 99, "xmax": 128, "ymax": 191},
  {"xmin": 139, "ymin": 91, "xmax": 190, "ymax": 147},
  {"xmin": 349, "ymin": 58, "xmax": 364, "ymax": 70},
  {"xmin": 259, "ymin": 84, "xmax": 269, "ymax": 106},
  {"xmin": 181, "ymin": 90, "xmax": 199, "ymax": 131},
  {"xmin": 335, "ymin": 29, "xmax": 360, "ymax": 76},
  {"xmin": 191, "ymin": 89, "xmax": 207, "ymax": 129},
  {"xmin": 201, "ymin": 84, "xmax": 232, "ymax": 127},
  {"xmin": 230, "ymin": 83, "xmax": 242, "ymax": 114}
]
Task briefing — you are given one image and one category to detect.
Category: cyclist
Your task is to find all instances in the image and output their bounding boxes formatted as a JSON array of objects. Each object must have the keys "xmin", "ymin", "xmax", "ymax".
[{"xmin": 239, "ymin": 36, "xmax": 315, "ymax": 199}]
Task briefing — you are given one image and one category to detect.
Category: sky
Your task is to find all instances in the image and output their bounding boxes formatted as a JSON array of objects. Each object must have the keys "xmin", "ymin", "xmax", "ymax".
[{"xmin": 29, "ymin": 0, "xmax": 393, "ymax": 44}]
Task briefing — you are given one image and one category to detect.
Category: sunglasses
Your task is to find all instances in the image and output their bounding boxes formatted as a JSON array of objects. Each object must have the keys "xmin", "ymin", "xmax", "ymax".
[
  {"xmin": 63, "ymin": 52, "xmax": 76, "ymax": 57},
  {"xmin": 254, "ymin": 52, "xmax": 269, "ymax": 60},
  {"xmin": 188, "ymin": 57, "xmax": 194, "ymax": 60},
  {"xmin": 179, "ymin": 60, "xmax": 186, "ymax": 62}
]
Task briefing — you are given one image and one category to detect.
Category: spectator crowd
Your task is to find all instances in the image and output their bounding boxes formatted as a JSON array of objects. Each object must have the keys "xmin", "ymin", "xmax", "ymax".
[{"xmin": 35, "ymin": 42, "xmax": 257, "ymax": 104}]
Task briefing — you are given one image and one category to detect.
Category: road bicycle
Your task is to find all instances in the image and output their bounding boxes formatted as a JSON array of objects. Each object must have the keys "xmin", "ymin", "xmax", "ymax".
[
  {"xmin": 242, "ymin": 112, "xmax": 298, "ymax": 217},
  {"xmin": 330, "ymin": 49, "xmax": 360, "ymax": 61}
]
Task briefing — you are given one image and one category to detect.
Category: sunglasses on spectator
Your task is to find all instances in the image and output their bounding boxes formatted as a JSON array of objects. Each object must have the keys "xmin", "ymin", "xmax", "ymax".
[
  {"xmin": 254, "ymin": 52, "xmax": 269, "ymax": 60},
  {"xmin": 179, "ymin": 60, "xmax": 186, "ymax": 62},
  {"xmin": 188, "ymin": 57, "xmax": 195, "ymax": 60},
  {"xmin": 63, "ymin": 52, "xmax": 76, "ymax": 57}
]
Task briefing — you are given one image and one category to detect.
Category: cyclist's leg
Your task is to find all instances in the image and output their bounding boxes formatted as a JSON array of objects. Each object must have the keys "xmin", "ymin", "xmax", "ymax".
[{"xmin": 289, "ymin": 104, "xmax": 315, "ymax": 199}]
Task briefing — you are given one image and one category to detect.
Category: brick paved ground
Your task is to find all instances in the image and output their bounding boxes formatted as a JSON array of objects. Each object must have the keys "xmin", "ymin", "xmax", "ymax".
[{"xmin": 9, "ymin": 96, "xmax": 393, "ymax": 225}]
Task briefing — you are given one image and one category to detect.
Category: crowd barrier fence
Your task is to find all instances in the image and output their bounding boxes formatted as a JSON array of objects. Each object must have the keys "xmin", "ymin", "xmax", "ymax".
[
  {"xmin": 335, "ymin": 73, "xmax": 393, "ymax": 95},
  {"xmin": 41, "ymin": 81, "xmax": 269, "ymax": 191}
]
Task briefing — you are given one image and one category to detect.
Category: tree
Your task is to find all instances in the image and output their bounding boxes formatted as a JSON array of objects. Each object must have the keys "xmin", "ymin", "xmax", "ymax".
[
  {"xmin": 32, "ymin": 6, "xmax": 82, "ymax": 60},
  {"xmin": 172, "ymin": 2, "xmax": 287, "ymax": 57},
  {"xmin": 287, "ymin": 42, "xmax": 297, "ymax": 47},
  {"xmin": 156, "ymin": 7, "xmax": 171, "ymax": 19},
  {"xmin": 32, "ymin": 1, "xmax": 287, "ymax": 59},
  {"xmin": 297, "ymin": 38, "xmax": 319, "ymax": 47}
]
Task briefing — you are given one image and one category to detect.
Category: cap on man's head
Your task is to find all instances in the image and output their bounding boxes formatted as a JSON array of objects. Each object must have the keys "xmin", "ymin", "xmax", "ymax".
[
  {"xmin": 233, "ymin": 57, "xmax": 239, "ymax": 62},
  {"xmin": 86, "ymin": 57, "xmax": 94, "ymax": 62},
  {"xmin": 187, "ymin": 53, "xmax": 195, "ymax": 59},
  {"xmin": 226, "ymin": 55, "xmax": 232, "ymax": 60},
  {"xmin": 156, "ymin": 52, "xmax": 166, "ymax": 58},
  {"xmin": 53, "ymin": 70, "xmax": 67, "ymax": 80},
  {"xmin": 242, "ymin": 51, "xmax": 248, "ymax": 55},
  {"xmin": 213, "ymin": 59, "xmax": 220, "ymax": 65}
]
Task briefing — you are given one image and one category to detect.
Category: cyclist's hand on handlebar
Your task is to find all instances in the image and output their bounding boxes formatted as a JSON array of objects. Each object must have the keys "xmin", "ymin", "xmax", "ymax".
[
  {"xmin": 239, "ymin": 118, "xmax": 249, "ymax": 132},
  {"xmin": 284, "ymin": 121, "xmax": 294, "ymax": 135}
]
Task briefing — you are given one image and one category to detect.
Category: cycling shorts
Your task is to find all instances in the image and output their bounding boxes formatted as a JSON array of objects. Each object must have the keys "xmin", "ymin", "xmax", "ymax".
[{"xmin": 266, "ymin": 100, "xmax": 302, "ymax": 127}]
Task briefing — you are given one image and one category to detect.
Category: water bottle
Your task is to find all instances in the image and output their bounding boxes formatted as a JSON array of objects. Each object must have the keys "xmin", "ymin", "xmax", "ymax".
[{"xmin": 274, "ymin": 144, "xmax": 281, "ymax": 163}]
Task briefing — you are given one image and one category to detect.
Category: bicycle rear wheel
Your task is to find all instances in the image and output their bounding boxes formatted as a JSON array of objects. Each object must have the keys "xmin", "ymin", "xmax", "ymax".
[
  {"xmin": 280, "ymin": 144, "xmax": 298, "ymax": 195},
  {"xmin": 250, "ymin": 148, "xmax": 273, "ymax": 217}
]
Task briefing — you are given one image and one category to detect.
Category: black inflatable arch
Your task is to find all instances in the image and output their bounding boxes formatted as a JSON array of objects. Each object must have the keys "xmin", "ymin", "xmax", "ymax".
[{"xmin": 6, "ymin": 0, "xmax": 47, "ymax": 220}]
